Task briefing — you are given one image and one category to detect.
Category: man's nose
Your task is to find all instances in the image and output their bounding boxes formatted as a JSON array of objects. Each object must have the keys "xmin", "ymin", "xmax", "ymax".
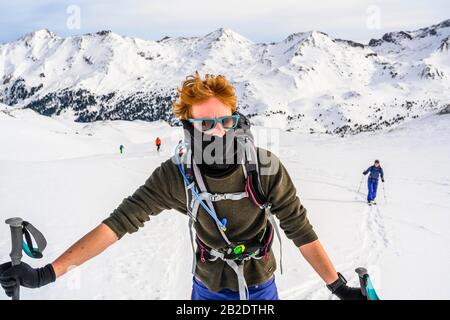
[{"xmin": 210, "ymin": 122, "xmax": 226, "ymax": 137}]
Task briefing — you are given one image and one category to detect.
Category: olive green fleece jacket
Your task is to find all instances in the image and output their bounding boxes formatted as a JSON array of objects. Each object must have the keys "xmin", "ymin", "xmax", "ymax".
[{"xmin": 102, "ymin": 148, "xmax": 318, "ymax": 292}]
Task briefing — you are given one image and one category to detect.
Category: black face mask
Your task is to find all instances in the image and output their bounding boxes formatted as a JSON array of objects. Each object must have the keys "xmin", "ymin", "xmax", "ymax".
[
  {"xmin": 181, "ymin": 112, "xmax": 253, "ymax": 174},
  {"xmin": 182, "ymin": 120, "xmax": 237, "ymax": 172}
]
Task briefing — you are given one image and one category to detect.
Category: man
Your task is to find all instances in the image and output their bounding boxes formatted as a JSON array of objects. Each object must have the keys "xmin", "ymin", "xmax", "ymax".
[
  {"xmin": 0, "ymin": 72, "xmax": 365, "ymax": 300},
  {"xmin": 363, "ymin": 160, "xmax": 385, "ymax": 205},
  {"xmin": 119, "ymin": 144, "xmax": 124, "ymax": 154}
]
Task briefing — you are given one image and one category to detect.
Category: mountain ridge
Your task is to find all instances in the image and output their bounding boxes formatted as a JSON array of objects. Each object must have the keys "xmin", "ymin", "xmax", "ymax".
[{"xmin": 1, "ymin": 19, "xmax": 449, "ymax": 135}]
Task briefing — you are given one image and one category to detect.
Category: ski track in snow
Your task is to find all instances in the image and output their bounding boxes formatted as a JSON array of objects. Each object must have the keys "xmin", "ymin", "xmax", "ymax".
[
  {"xmin": 279, "ymin": 192, "xmax": 391, "ymax": 299},
  {"xmin": 360, "ymin": 205, "xmax": 390, "ymax": 263}
]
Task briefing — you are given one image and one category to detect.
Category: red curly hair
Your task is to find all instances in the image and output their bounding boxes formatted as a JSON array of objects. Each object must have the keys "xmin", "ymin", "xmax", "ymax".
[{"xmin": 172, "ymin": 71, "xmax": 237, "ymax": 119}]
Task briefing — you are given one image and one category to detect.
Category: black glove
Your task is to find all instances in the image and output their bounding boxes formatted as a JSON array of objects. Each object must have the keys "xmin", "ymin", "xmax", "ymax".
[
  {"xmin": 327, "ymin": 272, "xmax": 366, "ymax": 300},
  {"xmin": 381, "ymin": 179, "xmax": 385, "ymax": 183},
  {"xmin": 0, "ymin": 262, "xmax": 55, "ymax": 297}
]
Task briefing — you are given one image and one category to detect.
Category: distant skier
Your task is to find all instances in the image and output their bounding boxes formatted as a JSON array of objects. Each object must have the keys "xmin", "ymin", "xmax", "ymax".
[
  {"xmin": 363, "ymin": 160, "xmax": 385, "ymax": 205},
  {"xmin": 119, "ymin": 144, "xmax": 124, "ymax": 154},
  {"xmin": 155, "ymin": 137, "xmax": 161, "ymax": 152}
]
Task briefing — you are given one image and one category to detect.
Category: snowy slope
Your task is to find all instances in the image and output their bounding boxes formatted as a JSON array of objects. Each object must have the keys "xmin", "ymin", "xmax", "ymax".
[
  {"xmin": 1, "ymin": 105, "xmax": 449, "ymax": 300},
  {"xmin": 0, "ymin": 21, "xmax": 449, "ymax": 134}
]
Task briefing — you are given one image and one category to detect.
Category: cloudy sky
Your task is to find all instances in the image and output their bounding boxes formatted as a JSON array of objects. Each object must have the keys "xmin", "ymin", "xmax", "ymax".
[{"xmin": 0, "ymin": 0, "xmax": 448, "ymax": 44}]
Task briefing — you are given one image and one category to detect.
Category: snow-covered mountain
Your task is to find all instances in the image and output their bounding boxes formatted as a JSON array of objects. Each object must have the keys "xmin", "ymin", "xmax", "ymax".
[{"xmin": 1, "ymin": 20, "xmax": 449, "ymax": 134}]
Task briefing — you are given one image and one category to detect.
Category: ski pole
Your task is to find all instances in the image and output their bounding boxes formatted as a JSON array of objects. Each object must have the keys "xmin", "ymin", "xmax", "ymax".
[
  {"xmin": 5, "ymin": 217, "xmax": 24, "ymax": 300},
  {"xmin": 382, "ymin": 182, "xmax": 387, "ymax": 204},
  {"xmin": 355, "ymin": 267, "xmax": 380, "ymax": 300},
  {"xmin": 355, "ymin": 176, "xmax": 364, "ymax": 200}
]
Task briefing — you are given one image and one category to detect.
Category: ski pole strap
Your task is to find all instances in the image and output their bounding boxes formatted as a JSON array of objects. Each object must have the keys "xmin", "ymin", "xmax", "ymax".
[
  {"xmin": 5, "ymin": 218, "xmax": 47, "ymax": 301},
  {"xmin": 21, "ymin": 221, "xmax": 47, "ymax": 259}
]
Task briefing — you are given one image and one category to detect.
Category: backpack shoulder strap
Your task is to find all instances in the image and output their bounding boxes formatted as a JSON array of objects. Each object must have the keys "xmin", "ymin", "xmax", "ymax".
[
  {"xmin": 237, "ymin": 132, "xmax": 284, "ymax": 274},
  {"xmin": 242, "ymin": 143, "xmax": 269, "ymax": 209}
]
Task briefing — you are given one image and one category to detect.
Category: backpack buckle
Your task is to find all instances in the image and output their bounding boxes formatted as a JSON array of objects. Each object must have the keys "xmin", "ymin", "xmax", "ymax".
[
  {"xmin": 210, "ymin": 193, "xmax": 226, "ymax": 201},
  {"xmin": 233, "ymin": 244, "xmax": 246, "ymax": 255}
]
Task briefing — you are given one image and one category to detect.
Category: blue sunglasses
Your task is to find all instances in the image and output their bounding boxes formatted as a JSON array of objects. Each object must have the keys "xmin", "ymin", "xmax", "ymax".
[{"xmin": 188, "ymin": 115, "xmax": 240, "ymax": 132}]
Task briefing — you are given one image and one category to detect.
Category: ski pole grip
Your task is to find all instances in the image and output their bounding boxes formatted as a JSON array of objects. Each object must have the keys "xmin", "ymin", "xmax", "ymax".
[
  {"xmin": 355, "ymin": 267, "xmax": 368, "ymax": 298},
  {"xmin": 5, "ymin": 217, "xmax": 23, "ymax": 300},
  {"xmin": 5, "ymin": 218, "xmax": 23, "ymax": 266}
]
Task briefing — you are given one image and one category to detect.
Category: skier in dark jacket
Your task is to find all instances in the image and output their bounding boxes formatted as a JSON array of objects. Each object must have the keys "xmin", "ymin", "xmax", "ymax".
[{"xmin": 363, "ymin": 160, "xmax": 385, "ymax": 204}]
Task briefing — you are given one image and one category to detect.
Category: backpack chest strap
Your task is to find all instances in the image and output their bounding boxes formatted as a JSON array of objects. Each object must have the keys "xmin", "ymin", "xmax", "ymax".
[{"xmin": 199, "ymin": 191, "xmax": 248, "ymax": 202}]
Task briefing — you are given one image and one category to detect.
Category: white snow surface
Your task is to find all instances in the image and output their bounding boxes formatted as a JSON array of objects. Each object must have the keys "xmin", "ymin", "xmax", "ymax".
[{"xmin": 1, "ymin": 105, "xmax": 449, "ymax": 300}]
